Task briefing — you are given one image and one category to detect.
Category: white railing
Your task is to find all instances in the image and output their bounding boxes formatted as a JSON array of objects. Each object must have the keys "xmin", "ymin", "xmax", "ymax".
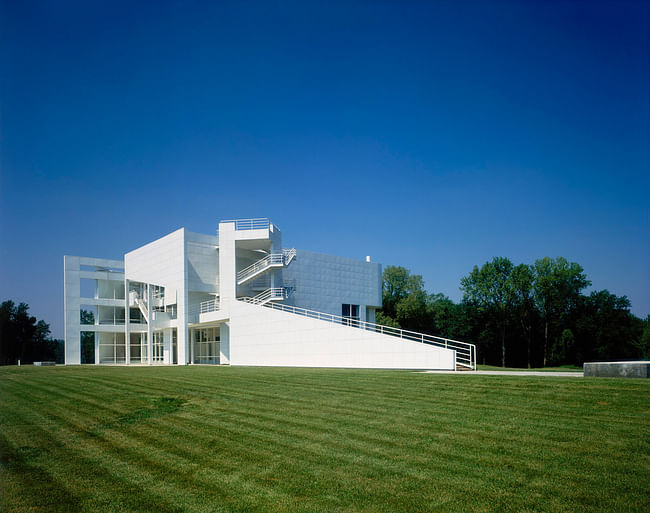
[
  {"xmin": 187, "ymin": 298, "xmax": 220, "ymax": 323},
  {"xmin": 221, "ymin": 218, "xmax": 274, "ymax": 231},
  {"xmin": 237, "ymin": 249, "xmax": 297, "ymax": 284},
  {"xmin": 283, "ymin": 248, "xmax": 296, "ymax": 265},
  {"xmin": 237, "ymin": 253, "xmax": 284, "ymax": 283},
  {"xmin": 130, "ymin": 290, "xmax": 148, "ymax": 320},
  {"xmin": 238, "ymin": 299, "xmax": 476, "ymax": 370},
  {"xmin": 199, "ymin": 298, "xmax": 220, "ymax": 314},
  {"xmin": 242, "ymin": 288, "xmax": 288, "ymax": 306}
]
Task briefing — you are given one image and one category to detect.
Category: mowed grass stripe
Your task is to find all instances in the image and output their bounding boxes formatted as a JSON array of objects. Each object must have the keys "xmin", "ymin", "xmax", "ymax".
[
  {"xmin": 4, "ymin": 394, "xmax": 231, "ymax": 513},
  {"xmin": 0, "ymin": 400, "xmax": 187, "ymax": 513},
  {"xmin": 1, "ymin": 366, "xmax": 649, "ymax": 513},
  {"xmin": 95, "ymin": 418, "xmax": 458, "ymax": 513},
  {"xmin": 1, "ymin": 379, "xmax": 144, "ymax": 431}
]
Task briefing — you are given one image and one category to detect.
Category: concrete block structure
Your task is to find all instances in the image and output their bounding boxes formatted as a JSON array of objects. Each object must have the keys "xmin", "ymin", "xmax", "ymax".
[
  {"xmin": 584, "ymin": 361, "xmax": 650, "ymax": 378},
  {"xmin": 64, "ymin": 218, "xmax": 475, "ymax": 370}
]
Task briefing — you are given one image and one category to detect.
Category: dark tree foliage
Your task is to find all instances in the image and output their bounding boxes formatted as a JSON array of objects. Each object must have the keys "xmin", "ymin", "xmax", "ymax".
[
  {"xmin": 0, "ymin": 300, "xmax": 62, "ymax": 365},
  {"xmin": 377, "ymin": 259, "xmax": 646, "ymax": 368},
  {"xmin": 460, "ymin": 257, "xmax": 515, "ymax": 367},
  {"xmin": 572, "ymin": 291, "xmax": 644, "ymax": 364},
  {"xmin": 81, "ymin": 309, "xmax": 95, "ymax": 364}
]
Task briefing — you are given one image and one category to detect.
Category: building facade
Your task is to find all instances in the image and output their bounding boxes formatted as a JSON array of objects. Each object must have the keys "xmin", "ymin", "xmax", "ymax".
[{"xmin": 64, "ymin": 218, "xmax": 475, "ymax": 369}]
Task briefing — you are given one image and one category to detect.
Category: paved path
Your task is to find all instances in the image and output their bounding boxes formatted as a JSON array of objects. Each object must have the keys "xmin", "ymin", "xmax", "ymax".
[{"xmin": 422, "ymin": 370, "xmax": 583, "ymax": 377}]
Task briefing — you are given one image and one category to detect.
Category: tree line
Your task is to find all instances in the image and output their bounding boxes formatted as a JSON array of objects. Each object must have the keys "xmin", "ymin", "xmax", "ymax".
[
  {"xmin": 377, "ymin": 257, "xmax": 649, "ymax": 368},
  {"xmin": 0, "ymin": 300, "xmax": 63, "ymax": 365}
]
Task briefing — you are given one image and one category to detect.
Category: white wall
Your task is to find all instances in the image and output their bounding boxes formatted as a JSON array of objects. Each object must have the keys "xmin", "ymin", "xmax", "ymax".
[
  {"xmin": 186, "ymin": 231, "xmax": 219, "ymax": 293},
  {"xmin": 228, "ymin": 301, "xmax": 455, "ymax": 370},
  {"xmin": 283, "ymin": 250, "xmax": 382, "ymax": 321},
  {"xmin": 125, "ymin": 229, "xmax": 189, "ymax": 363},
  {"xmin": 218, "ymin": 222, "xmax": 236, "ymax": 301},
  {"xmin": 125, "ymin": 229, "xmax": 186, "ymax": 289}
]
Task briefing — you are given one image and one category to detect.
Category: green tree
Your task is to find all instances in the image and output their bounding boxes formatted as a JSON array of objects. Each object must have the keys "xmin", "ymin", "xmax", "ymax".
[
  {"xmin": 380, "ymin": 266, "xmax": 412, "ymax": 320},
  {"xmin": 533, "ymin": 257, "xmax": 590, "ymax": 366},
  {"xmin": 549, "ymin": 328, "xmax": 575, "ymax": 366},
  {"xmin": 0, "ymin": 300, "xmax": 58, "ymax": 364},
  {"xmin": 461, "ymin": 257, "xmax": 515, "ymax": 367},
  {"xmin": 510, "ymin": 264, "xmax": 536, "ymax": 368},
  {"xmin": 375, "ymin": 311, "xmax": 401, "ymax": 328},
  {"xmin": 639, "ymin": 316, "xmax": 650, "ymax": 359},
  {"xmin": 575, "ymin": 290, "xmax": 643, "ymax": 362},
  {"xmin": 379, "ymin": 266, "xmax": 429, "ymax": 332},
  {"xmin": 427, "ymin": 293, "xmax": 456, "ymax": 336}
]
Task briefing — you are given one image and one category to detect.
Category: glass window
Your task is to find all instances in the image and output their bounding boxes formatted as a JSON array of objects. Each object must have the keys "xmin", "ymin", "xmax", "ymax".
[{"xmin": 342, "ymin": 304, "xmax": 360, "ymax": 326}]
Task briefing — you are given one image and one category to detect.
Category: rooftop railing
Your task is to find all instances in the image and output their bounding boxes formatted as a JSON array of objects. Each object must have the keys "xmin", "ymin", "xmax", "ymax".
[{"xmin": 220, "ymin": 218, "xmax": 276, "ymax": 231}]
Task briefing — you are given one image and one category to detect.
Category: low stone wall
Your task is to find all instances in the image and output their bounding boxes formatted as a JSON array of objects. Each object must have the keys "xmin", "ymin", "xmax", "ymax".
[{"xmin": 583, "ymin": 361, "xmax": 649, "ymax": 378}]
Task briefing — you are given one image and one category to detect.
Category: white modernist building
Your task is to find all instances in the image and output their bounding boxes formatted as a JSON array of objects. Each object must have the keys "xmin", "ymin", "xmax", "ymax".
[{"xmin": 64, "ymin": 218, "xmax": 475, "ymax": 370}]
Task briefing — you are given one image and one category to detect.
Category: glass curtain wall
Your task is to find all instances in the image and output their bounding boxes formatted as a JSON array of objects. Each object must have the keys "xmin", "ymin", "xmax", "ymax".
[
  {"xmin": 98, "ymin": 333, "xmax": 126, "ymax": 364},
  {"xmin": 152, "ymin": 331, "xmax": 164, "ymax": 363},
  {"xmin": 172, "ymin": 329, "xmax": 178, "ymax": 364},
  {"xmin": 129, "ymin": 333, "xmax": 148, "ymax": 363},
  {"xmin": 192, "ymin": 327, "xmax": 220, "ymax": 364}
]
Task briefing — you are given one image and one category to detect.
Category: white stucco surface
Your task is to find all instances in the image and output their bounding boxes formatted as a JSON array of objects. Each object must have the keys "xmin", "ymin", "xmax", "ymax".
[{"xmin": 227, "ymin": 300, "xmax": 455, "ymax": 370}]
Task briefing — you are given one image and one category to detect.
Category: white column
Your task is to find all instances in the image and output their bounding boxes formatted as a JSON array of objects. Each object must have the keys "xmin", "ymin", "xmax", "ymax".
[
  {"xmin": 218, "ymin": 221, "xmax": 237, "ymax": 302},
  {"xmin": 270, "ymin": 226, "xmax": 282, "ymax": 294},
  {"xmin": 163, "ymin": 329, "xmax": 171, "ymax": 364},
  {"xmin": 189, "ymin": 328, "xmax": 194, "ymax": 364},
  {"xmin": 219, "ymin": 323, "xmax": 230, "ymax": 364},
  {"xmin": 64, "ymin": 256, "xmax": 81, "ymax": 365},
  {"xmin": 125, "ymin": 279, "xmax": 130, "ymax": 365},
  {"xmin": 147, "ymin": 283, "xmax": 153, "ymax": 365}
]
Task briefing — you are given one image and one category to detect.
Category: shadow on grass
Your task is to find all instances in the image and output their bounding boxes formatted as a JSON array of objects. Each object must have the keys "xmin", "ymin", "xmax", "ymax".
[
  {"xmin": 91, "ymin": 397, "xmax": 186, "ymax": 436},
  {"xmin": 0, "ymin": 435, "xmax": 83, "ymax": 512}
]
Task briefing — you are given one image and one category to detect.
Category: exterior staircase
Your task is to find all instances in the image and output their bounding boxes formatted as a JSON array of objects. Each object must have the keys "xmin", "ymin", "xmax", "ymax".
[
  {"xmin": 129, "ymin": 290, "xmax": 148, "ymax": 320},
  {"xmin": 246, "ymin": 288, "xmax": 289, "ymax": 306},
  {"xmin": 237, "ymin": 248, "xmax": 296, "ymax": 285}
]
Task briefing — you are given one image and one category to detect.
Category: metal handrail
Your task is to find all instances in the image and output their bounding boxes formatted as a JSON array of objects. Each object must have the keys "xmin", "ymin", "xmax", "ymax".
[
  {"xmin": 187, "ymin": 298, "xmax": 221, "ymax": 323},
  {"xmin": 283, "ymin": 248, "xmax": 296, "ymax": 264},
  {"xmin": 237, "ymin": 249, "xmax": 296, "ymax": 283},
  {"xmin": 220, "ymin": 218, "xmax": 274, "ymax": 231},
  {"xmin": 237, "ymin": 253, "xmax": 284, "ymax": 282},
  {"xmin": 130, "ymin": 290, "xmax": 148, "ymax": 319},
  {"xmin": 238, "ymin": 299, "xmax": 476, "ymax": 369},
  {"xmin": 241, "ymin": 288, "xmax": 287, "ymax": 306},
  {"xmin": 199, "ymin": 299, "xmax": 220, "ymax": 314}
]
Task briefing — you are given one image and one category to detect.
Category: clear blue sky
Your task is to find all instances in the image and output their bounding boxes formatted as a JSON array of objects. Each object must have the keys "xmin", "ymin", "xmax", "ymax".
[{"xmin": 1, "ymin": 1, "xmax": 648, "ymax": 339}]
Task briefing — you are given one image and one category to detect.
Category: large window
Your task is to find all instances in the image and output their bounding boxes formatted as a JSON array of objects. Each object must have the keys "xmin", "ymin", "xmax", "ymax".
[
  {"xmin": 192, "ymin": 327, "xmax": 220, "ymax": 365},
  {"xmin": 98, "ymin": 333, "xmax": 126, "ymax": 364},
  {"xmin": 152, "ymin": 331, "xmax": 164, "ymax": 362},
  {"xmin": 130, "ymin": 333, "xmax": 148, "ymax": 363},
  {"xmin": 342, "ymin": 304, "xmax": 360, "ymax": 327}
]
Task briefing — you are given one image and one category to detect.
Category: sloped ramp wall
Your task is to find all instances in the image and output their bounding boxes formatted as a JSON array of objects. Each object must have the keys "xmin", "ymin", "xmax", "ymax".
[{"xmin": 228, "ymin": 301, "xmax": 455, "ymax": 370}]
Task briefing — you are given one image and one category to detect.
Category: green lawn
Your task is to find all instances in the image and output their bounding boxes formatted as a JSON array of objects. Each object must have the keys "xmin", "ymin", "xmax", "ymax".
[
  {"xmin": 476, "ymin": 364, "xmax": 583, "ymax": 372},
  {"xmin": 1, "ymin": 366, "xmax": 648, "ymax": 513}
]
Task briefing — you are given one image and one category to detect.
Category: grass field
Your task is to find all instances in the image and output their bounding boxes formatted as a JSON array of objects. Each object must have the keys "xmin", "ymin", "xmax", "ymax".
[
  {"xmin": 1, "ymin": 366, "xmax": 648, "ymax": 513},
  {"xmin": 476, "ymin": 364, "xmax": 583, "ymax": 372}
]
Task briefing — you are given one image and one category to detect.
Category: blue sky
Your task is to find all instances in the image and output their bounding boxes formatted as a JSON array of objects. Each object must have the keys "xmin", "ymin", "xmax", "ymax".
[{"xmin": 1, "ymin": 1, "xmax": 648, "ymax": 338}]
